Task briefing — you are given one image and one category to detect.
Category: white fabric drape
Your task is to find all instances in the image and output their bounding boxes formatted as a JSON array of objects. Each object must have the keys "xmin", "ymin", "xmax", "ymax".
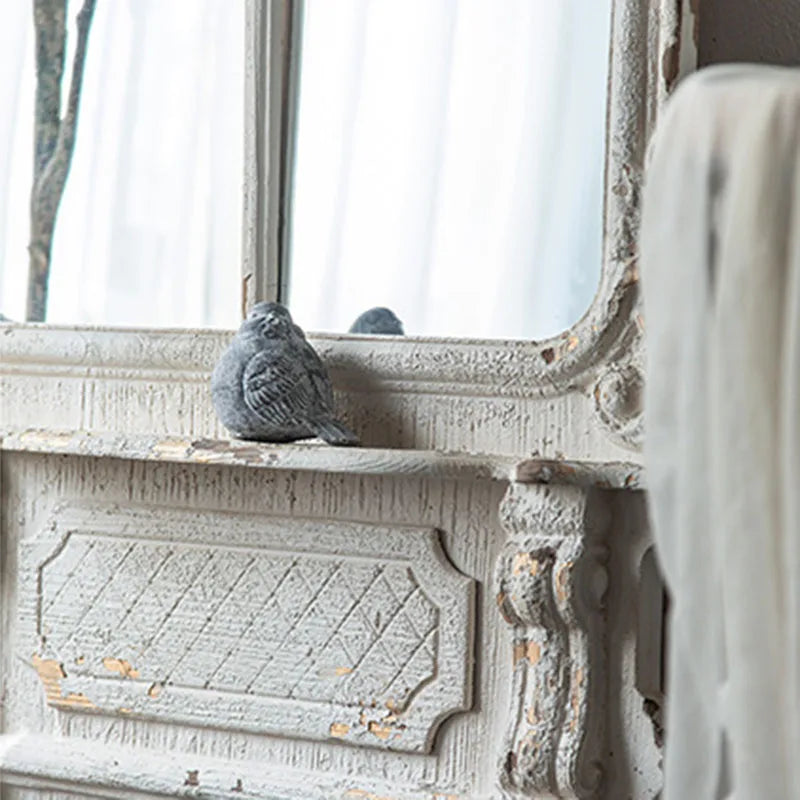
[
  {"xmin": 288, "ymin": 0, "xmax": 611, "ymax": 340},
  {"xmin": 0, "ymin": 0, "xmax": 243, "ymax": 327},
  {"xmin": 641, "ymin": 65, "xmax": 800, "ymax": 799}
]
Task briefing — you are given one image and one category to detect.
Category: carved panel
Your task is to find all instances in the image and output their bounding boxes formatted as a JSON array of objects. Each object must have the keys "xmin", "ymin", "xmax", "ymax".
[
  {"xmin": 20, "ymin": 503, "xmax": 475, "ymax": 754},
  {"xmin": 495, "ymin": 484, "xmax": 608, "ymax": 799}
]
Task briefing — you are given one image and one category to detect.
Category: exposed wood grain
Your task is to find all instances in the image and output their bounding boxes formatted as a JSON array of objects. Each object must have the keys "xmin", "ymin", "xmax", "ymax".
[
  {"xmin": 1, "ymin": 451, "xmax": 505, "ymax": 799},
  {"xmin": 22, "ymin": 503, "xmax": 475, "ymax": 754},
  {"xmin": 0, "ymin": 429, "xmax": 646, "ymax": 488}
]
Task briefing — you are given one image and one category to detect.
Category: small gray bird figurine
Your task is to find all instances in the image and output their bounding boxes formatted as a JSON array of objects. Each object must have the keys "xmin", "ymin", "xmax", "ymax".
[
  {"xmin": 211, "ymin": 302, "xmax": 358, "ymax": 445},
  {"xmin": 348, "ymin": 306, "xmax": 404, "ymax": 335}
]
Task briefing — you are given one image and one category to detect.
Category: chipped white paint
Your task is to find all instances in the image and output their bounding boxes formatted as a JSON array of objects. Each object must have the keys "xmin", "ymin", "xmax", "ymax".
[
  {"xmin": 495, "ymin": 485, "xmax": 608, "ymax": 797},
  {"xmin": 0, "ymin": 0, "xmax": 690, "ymax": 796},
  {"xmin": 0, "ymin": 732, "xmax": 471, "ymax": 800},
  {"xmin": 0, "ymin": 320, "xmax": 642, "ymax": 462},
  {"xmin": 0, "ymin": 0, "xmax": 685, "ymax": 463},
  {"xmin": 0, "ymin": 447, "xmax": 662, "ymax": 799},
  {"xmin": 2, "ymin": 452, "xmax": 506, "ymax": 799},
  {"xmin": 22, "ymin": 502, "xmax": 474, "ymax": 753},
  {"xmin": 0, "ymin": 428, "xmax": 644, "ymax": 489}
]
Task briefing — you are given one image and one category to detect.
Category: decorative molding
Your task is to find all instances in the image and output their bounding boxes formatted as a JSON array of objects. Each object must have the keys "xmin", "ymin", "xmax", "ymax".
[
  {"xmin": 1, "ymin": 427, "xmax": 517, "ymax": 481},
  {"xmin": 20, "ymin": 503, "xmax": 475, "ymax": 754},
  {"xmin": 0, "ymin": 320, "xmax": 639, "ymax": 458},
  {"xmin": 0, "ymin": 428, "xmax": 646, "ymax": 489},
  {"xmin": 0, "ymin": 731, "xmax": 461, "ymax": 800},
  {"xmin": 495, "ymin": 484, "xmax": 608, "ymax": 798},
  {"xmin": 0, "ymin": 0, "xmax": 689, "ymax": 457},
  {"xmin": 1, "ymin": 322, "xmax": 603, "ymax": 400},
  {"xmin": 1, "ymin": 0, "xmax": 681, "ymax": 453},
  {"xmin": 592, "ymin": 360, "xmax": 644, "ymax": 448},
  {"xmin": 0, "ymin": 0, "xmax": 694, "ymax": 460}
]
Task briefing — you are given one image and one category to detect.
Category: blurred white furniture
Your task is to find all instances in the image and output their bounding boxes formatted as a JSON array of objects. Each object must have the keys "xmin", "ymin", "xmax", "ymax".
[{"xmin": 642, "ymin": 65, "xmax": 800, "ymax": 799}]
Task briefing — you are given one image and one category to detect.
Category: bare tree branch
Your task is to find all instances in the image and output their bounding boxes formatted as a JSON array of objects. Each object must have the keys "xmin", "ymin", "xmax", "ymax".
[
  {"xmin": 32, "ymin": 0, "xmax": 66, "ymax": 176},
  {"xmin": 27, "ymin": 0, "xmax": 96, "ymax": 322}
]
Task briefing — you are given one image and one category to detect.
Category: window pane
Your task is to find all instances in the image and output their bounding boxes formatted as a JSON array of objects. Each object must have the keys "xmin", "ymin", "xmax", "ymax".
[
  {"xmin": 288, "ymin": 0, "xmax": 611, "ymax": 340},
  {"xmin": 0, "ymin": 0, "xmax": 244, "ymax": 328}
]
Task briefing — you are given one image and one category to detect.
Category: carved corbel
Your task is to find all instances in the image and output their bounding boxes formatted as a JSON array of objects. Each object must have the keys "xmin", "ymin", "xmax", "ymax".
[{"xmin": 495, "ymin": 483, "xmax": 608, "ymax": 799}]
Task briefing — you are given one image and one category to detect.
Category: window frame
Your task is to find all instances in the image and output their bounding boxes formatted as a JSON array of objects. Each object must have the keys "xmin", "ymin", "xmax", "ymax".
[
  {"xmin": 237, "ymin": 0, "xmax": 693, "ymax": 452},
  {"xmin": 0, "ymin": 0, "xmax": 696, "ymax": 459}
]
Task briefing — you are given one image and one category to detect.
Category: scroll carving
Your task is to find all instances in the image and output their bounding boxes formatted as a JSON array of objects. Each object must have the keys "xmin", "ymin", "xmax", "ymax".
[
  {"xmin": 593, "ymin": 357, "xmax": 644, "ymax": 449},
  {"xmin": 496, "ymin": 484, "xmax": 608, "ymax": 798}
]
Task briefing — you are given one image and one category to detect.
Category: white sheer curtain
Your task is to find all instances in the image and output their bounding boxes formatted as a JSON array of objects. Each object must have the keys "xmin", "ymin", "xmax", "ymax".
[
  {"xmin": 0, "ymin": 0, "xmax": 243, "ymax": 328},
  {"xmin": 1, "ymin": 1, "xmax": 609, "ymax": 337},
  {"xmin": 288, "ymin": 0, "xmax": 611, "ymax": 340}
]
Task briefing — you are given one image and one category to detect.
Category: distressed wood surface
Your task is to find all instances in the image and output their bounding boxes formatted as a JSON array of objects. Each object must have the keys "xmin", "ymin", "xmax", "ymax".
[
  {"xmin": 0, "ymin": 450, "xmax": 662, "ymax": 799},
  {"xmin": 0, "ymin": 428, "xmax": 645, "ymax": 489},
  {"xmin": 1, "ymin": 732, "xmax": 470, "ymax": 800},
  {"xmin": 236, "ymin": 0, "xmax": 693, "ymax": 456},
  {"xmin": 0, "ymin": 0, "xmax": 689, "ymax": 794},
  {"xmin": 0, "ymin": 428, "xmax": 518, "ymax": 481},
  {"xmin": 0, "ymin": 321, "xmax": 641, "ymax": 462},
  {"xmin": 22, "ymin": 503, "xmax": 474, "ymax": 753},
  {"xmin": 601, "ymin": 492, "xmax": 664, "ymax": 799},
  {"xmin": 0, "ymin": 0, "xmax": 683, "ymax": 460},
  {"xmin": 1, "ymin": 451, "xmax": 507, "ymax": 799},
  {"xmin": 495, "ymin": 485, "xmax": 608, "ymax": 799}
]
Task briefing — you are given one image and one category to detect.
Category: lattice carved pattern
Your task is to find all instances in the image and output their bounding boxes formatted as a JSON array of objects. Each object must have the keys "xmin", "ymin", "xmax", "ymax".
[{"xmin": 22, "ymin": 504, "xmax": 475, "ymax": 754}]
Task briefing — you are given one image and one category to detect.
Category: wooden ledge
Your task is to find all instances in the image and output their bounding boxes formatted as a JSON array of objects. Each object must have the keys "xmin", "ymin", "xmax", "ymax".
[{"xmin": 0, "ymin": 429, "xmax": 644, "ymax": 489}]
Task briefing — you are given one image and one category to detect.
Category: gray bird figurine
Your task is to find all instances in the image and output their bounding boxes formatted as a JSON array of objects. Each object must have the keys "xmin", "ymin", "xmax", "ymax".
[
  {"xmin": 348, "ymin": 306, "xmax": 404, "ymax": 335},
  {"xmin": 211, "ymin": 302, "xmax": 358, "ymax": 445}
]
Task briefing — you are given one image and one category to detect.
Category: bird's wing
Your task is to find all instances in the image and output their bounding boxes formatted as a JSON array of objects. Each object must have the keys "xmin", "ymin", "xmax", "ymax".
[
  {"xmin": 242, "ymin": 349, "xmax": 315, "ymax": 426},
  {"xmin": 300, "ymin": 340, "xmax": 335, "ymax": 409}
]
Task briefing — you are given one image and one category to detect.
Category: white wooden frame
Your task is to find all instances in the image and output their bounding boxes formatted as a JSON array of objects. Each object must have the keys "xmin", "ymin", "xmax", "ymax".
[
  {"xmin": 0, "ymin": 2, "xmax": 696, "ymax": 798},
  {"xmin": 0, "ymin": 0, "xmax": 690, "ymax": 460},
  {"xmin": 242, "ymin": 0, "xmax": 303, "ymax": 312},
  {"xmin": 238, "ymin": 0, "xmax": 686, "ymax": 454}
]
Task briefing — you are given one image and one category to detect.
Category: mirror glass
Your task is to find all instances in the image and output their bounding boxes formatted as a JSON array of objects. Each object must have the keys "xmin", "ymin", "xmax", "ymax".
[
  {"xmin": 287, "ymin": 0, "xmax": 613, "ymax": 340},
  {"xmin": 0, "ymin": 0, "xmax": 244, "ymax": 327}
]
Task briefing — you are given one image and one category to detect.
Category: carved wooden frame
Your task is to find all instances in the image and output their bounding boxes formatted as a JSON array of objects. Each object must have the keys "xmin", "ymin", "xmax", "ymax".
[
  {"xmin": 495, "ymin": 484, "xmax": 610, "ymax": 798},
  {"xmin": 0, "ymin": 2, "xmax": 695, "ymax": 798},
  {"xmin": 0, "ymin": 434, "xmax": 650, "ymax": 800},
  {"xmin": 236, "ymin": 0, "xmax": 691, "ymax": 452},
  {"xmin": 22, "ymin": 502, "xmax": 475, "ymax": 754},
  {"xmin": 0, "ymin": 0, "xmax": 692, "ymax": 457}
]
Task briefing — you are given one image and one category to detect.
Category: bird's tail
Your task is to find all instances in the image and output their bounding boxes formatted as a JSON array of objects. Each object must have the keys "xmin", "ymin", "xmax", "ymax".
[{"xmin": 311, "ymin": 417, "xmax": 359, "ymax": 446}]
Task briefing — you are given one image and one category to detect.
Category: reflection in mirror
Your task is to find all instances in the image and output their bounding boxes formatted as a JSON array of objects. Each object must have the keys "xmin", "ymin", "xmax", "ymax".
[
  {"xmin": 0, "ymin": 0, "xmax": 243, "ymax": 327},
  {"xmin": 288, "ymin": 0, "xmax": 612, "ymax": 340}
]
